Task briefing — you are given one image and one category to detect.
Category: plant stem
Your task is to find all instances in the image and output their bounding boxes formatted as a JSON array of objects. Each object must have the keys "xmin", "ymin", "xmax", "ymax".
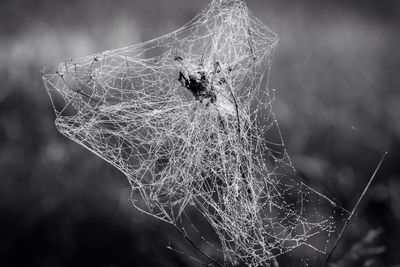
[
  {"xmin": 174, "ymin": 225, "xmax": 224, "ymax": 267},
  {"xmin": 324, "ymin": 151, "xmax": 387, "ymax": 266}
]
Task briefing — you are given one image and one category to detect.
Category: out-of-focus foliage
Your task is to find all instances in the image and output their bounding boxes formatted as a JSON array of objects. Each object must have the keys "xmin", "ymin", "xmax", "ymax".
[
  {"xmin": 0, "ymin": 0, "xmax": 399, "ymax": 266},
  {"xmin": 329, "ymin": 228, "xmax": 385, "ymax": 267}
]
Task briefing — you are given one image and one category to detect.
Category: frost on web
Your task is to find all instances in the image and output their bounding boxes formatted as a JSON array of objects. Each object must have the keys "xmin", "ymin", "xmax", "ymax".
[{"xmin": 43, "ymin": 0, "xmax": 349, "ymax": 266}]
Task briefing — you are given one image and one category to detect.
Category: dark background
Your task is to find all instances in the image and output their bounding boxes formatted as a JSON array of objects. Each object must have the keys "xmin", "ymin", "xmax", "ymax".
[{"xmin": 0, "ymin": 0, "xmax": 399, "ymax": 266}]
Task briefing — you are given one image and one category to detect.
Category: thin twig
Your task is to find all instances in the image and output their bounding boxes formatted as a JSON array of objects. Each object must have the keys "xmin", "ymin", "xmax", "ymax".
[
  {"xmin": 324, "ymin": 151, "xmax": 388, "ymax": 266},
  {"xmin": 224, "ymin": 78, "xmax": 241, "ymax": 138},
  {"xmin": 247, "ymin": 29, "xmax": 256, "ymax": 61},
  {"xmin": 167, "ymin": 243, "xmax": 214, "ymax": 267},
  {"xmin": 174, "ymin": 225, "xmax": 224, "ymax": 267}
]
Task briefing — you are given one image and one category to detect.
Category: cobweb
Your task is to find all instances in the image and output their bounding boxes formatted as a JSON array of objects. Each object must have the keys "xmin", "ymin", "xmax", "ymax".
[{"xmin": 43, "ymin": 0, "xmax": 350, "ymax": 266}]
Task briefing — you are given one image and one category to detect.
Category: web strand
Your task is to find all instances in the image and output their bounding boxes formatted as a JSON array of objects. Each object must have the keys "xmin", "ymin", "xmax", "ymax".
[{"xmin": 43, "ymin": 0, "xmax": 350, "ymax": 266}]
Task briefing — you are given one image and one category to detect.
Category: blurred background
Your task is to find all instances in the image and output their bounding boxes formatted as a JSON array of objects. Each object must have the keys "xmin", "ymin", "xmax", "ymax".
[{"xmin": 0, "ymin": 0, "xmax": 399, "ymax": 266}]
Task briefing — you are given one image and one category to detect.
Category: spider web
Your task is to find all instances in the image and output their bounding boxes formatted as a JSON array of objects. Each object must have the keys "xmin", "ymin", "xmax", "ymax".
[{"xmin": 43, "ymin": 0, "xmax": 350, "ymax": 266}]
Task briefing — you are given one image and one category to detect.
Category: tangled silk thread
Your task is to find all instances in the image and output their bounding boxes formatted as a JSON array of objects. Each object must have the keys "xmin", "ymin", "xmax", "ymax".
[{"xmin": 43, "ymin": 0, "xmax": 349, "ymax": 265}]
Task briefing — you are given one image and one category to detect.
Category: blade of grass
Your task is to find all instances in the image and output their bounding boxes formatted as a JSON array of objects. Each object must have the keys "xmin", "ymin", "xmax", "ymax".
[{"xmin": 324, "ymin": 151, "xmax": 388, "ymax": 266}]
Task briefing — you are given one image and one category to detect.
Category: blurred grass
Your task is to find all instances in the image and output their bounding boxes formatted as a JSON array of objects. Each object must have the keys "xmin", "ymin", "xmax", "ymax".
[{"xmin": 0, "ymin": 0, "xmax": 399, "ymax": 266}]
